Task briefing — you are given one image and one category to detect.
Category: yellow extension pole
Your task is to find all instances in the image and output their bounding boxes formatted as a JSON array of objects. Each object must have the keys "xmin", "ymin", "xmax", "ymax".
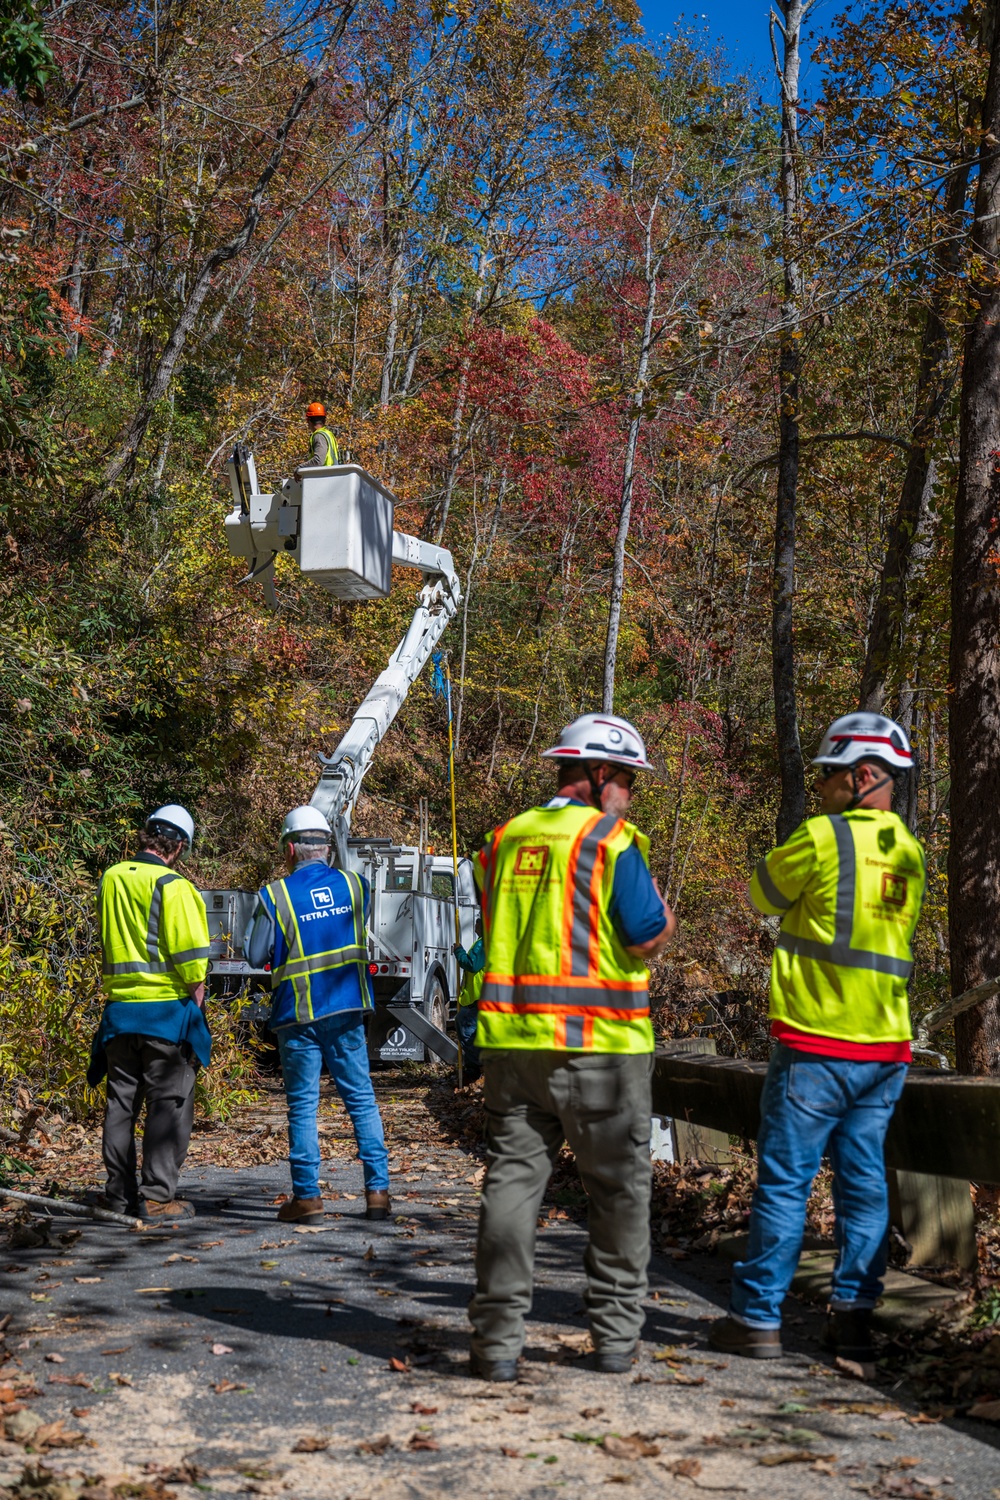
[
  {"xmin": 446, "ymin": 659, "xmax": 463, "ymax": 1086},
  {"xmin": 446, "ymin": 659, "xmax": 462, "ymax": 948}
]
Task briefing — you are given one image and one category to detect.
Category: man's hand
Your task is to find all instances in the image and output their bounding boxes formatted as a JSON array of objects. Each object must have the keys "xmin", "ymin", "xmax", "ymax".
[{"xmin": 187, "ymin": 981, "xmax": 207, "ymax": 1011}]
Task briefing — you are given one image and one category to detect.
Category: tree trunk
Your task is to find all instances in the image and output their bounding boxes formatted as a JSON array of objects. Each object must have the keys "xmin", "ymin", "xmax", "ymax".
[
  {"xmin": 770, "ymin": 0, "xmax": 811, "ymax": 842},
  {"xmin": 602, "ymin": 203, "xmax": 660, "ymax": 713},
  {"xmin": 948, "ymin": 0, "xmax": 1000, "ymax": 1076},
  {"xmin": 859, "ymin": 154, "xmax": 973, "ymax": 713}
]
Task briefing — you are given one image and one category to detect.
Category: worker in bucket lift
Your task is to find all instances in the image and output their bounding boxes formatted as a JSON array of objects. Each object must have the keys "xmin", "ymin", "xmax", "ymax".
[
  {"xmin": 244, "ymin": 806, "xmax": 391, "ymax": 1223},
  {"xmin": 295, "ymin": 401, "xmax": 339, "ymax": 476}
]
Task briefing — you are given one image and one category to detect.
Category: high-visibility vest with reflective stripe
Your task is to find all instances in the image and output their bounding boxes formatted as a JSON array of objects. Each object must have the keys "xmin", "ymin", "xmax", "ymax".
[
  {"xmin": 99, "ymin": 859, "xmax": 210, "ymax": 1003},
  {"xmin": 749, "ymin": 810, "xmax": 926, "ymax": 1044},
  {"xmin": 261, "ymin": 862, "xmax": 371, "ymax": 1027},
  {"xmin": 475, "ymin": 803, "xmax": 654, "ymax": 1053},
  {"xmin": 459, "ymin": 965, "xmax": 484, "ymax": 1008},
  {"xmin": 315, "ymin": 427, "xmax": 339, "ymax": 466}
]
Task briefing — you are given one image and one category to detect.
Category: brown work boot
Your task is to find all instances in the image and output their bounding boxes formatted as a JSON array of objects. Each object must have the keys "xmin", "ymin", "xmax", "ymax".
[
  {"xmin": 139, "ymin": 1198, "xmax": 195, "ymax": 1221},
  {"xmin": 365, "ymin": 1189, "xmax": 390, "ymax": 1221},
  {"xmin": 277, "ymin": 1196, "xmax": 324, "ymax": 1223},
  {"xmin": 707, "ymin": 1315, "xmax": 783, "ymax": 1360}
]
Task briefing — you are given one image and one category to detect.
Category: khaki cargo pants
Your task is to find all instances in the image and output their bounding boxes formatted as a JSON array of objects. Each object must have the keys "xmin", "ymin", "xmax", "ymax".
[{"xmin": 469, "ymin": 1049, "xmax": 653, "ymax": 1361}]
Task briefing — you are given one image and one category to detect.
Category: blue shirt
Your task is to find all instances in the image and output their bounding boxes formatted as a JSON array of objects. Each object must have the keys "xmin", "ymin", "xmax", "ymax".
[{"xmin": 88, "ymin": 1000, "xmax": 212, "ymax": 1084}]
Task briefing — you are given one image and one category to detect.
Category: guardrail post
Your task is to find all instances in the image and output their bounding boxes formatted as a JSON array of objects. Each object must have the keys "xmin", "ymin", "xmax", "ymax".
[
  {"xmin": 658, "ymin": 1039, "xmax": 734, "ymax": 1168},
  {"xmin": 888, "ymin": 1169, "xmax": 977, "ymax": 1271}
]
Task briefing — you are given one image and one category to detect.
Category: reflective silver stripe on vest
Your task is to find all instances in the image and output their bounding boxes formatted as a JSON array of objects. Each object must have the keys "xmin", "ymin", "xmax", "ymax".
[
  {"xmin": 171, "ymin": 946, "xmax": 211, "ymax": 966},
  {"xmin": 775, "ymin": 814, "xmax": 914, "ymax": 979},
  {"xmin": 102, "ymin": 959, "xmax": 172, "ymax": 975},
  {"xmin": 480, "ymin": 981, "xmax": 649, "ymax": 1012},
  {"xmin": 278, "ymin": 946, "xmax": 367, "ymax": 978},
  {"xmin": 755, "ymin": 857, "xmax": 792, "ymax": 911},
  {"xmin": 147, "ymin": 872, "xmax": 180, "ymax": 963},
  {"xmin": 564, "ymin": 1016, "xmax": 585, "ymax": 1048},
  {"xmin": 570, "ymin": 813, "xmax": 619, "ymax": 977}
]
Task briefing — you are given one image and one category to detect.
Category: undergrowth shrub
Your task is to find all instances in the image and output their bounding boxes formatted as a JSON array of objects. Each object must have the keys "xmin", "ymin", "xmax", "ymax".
[{"xmin": 0, "ymin": 830, "xmax": 262, "ymax": 1123}]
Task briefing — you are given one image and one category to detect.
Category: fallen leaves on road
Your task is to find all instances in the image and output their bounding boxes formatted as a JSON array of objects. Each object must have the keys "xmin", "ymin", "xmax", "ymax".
[
  {"xmin": 211, "ymin": 1379, "xmax": 250, "ymax": 1393},
  {"xmin": 47, "ymin": 1373, "xmax": 92, "ymax": 1388},
  {"xmin": 356, "ymin": 1433, "xmax": 392, "ymax": 1454},
  {"xmin": 292, "ymin": 1434, "xmax": 330, "ymax": 1451},
  {"xmin": 136, "ymin": 1287, "xmax": 172, "ymax": 1295},
  {"xmin": 601, "ymin": 1433, "xmax": 661, "ymax": 1459},
  {"xmin": 108, "ymin": 1372, "xmax": 133, "ymax": 1387},
  {"xmin": 163, "ymin": 1253, "xmax": 198, "ymax": 1264},
  {"xmin": 143, "ymin": 1459, "xmax": 208, "ymax": 1483},
  {"xmin": 758, "ymin": 1450, "xmax": 837, "ymax": 1466},
  {"xmin": 43, "ymin": 1353, "xmax": 65, "ymax": 1364},
  {"xmin": 211, "ymin": 1343, "xmax": 234, "ymax": 1355},
  {"xmin": 407, "ymin": 1431, "xmax": 440, "ymax": 1451},
  {"xmin": 387, "ymin": 1357, "xmax": 409, "ymax": 1372},
  {"xmin": 74, "ymin": 1276, "xmax": 102, "ymax": 1284},
  {"xmin": 410, "ymin": 1402, "xmax": 438, "ymax": 1415}
]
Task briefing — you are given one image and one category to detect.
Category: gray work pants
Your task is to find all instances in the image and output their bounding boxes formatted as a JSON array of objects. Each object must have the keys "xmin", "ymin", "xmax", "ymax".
[
  {"xmin": 469, "ymin": 1050, "xmax": 653, "ymax": 1361},
  {"xmin": 102, "ymin": 1035, "xmax": 196, "ymax": 1208}
]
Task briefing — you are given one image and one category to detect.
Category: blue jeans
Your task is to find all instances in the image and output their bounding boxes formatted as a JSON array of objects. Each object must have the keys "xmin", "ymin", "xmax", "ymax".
[
  {"xmin": 457, "ymin": 1004, "xmax": 480, "ymax": 1073},
  {"xmin": 730, "ymin": 1043, "xmax": 907, "ymax": 1328},
  {"xmin": 276, "ymin": 1011, "xmax": 389, "ymax": 1198}
]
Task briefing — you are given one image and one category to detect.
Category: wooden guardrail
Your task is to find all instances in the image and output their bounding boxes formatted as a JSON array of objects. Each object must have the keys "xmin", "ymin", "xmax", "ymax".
[{"xmin": 651, "ymin": 1047, "xmax": 1000, "ymax": 1184}]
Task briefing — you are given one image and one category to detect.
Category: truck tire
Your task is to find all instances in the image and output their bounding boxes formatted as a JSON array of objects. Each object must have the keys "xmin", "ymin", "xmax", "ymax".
[{"xmin": 424, "ymin": 974, "xmax": 450, "ymax": 1074}]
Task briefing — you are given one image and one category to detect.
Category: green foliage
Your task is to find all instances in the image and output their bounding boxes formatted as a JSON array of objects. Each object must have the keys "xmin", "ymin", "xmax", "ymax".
[{"xmin": 0, "ymin": 0, "xmax": 54, "ymax": 99}]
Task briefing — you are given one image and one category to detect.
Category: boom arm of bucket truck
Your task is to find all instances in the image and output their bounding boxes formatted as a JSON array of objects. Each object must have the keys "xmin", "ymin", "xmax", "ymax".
[{"xmin": 223, "ymin": 445, "xmax": 461, "ymax": 865}]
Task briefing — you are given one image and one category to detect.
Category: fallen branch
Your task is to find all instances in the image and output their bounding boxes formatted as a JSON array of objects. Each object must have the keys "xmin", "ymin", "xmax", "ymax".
[
  {"xmin": 914, "ymin": 976, "xmax": 1000, "ymax": 1049},
  {"xmin": 0, "ymin": 1187, "xmax": 144, "ymax": 1230}
]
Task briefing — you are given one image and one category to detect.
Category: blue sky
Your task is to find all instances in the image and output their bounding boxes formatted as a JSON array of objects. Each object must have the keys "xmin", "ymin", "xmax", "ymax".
[{"xmin": 636, "ymin": 0, "xmax": 843, "ymax": 95}]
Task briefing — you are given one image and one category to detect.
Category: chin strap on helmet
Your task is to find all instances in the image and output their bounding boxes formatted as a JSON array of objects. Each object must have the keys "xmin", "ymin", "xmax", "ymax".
[
  {"xmin": 583, "ymin": 760, "xmax": 605, "ymax": 809},
  {"xmin": 845, "ymin": 765, "xmax": 898, "ymax": 810}
]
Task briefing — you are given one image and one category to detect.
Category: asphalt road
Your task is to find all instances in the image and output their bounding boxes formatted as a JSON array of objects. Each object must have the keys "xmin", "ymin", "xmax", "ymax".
[{"xmin": 2, "ymin": 1142, "xmax": 999, "ymax": 1499}]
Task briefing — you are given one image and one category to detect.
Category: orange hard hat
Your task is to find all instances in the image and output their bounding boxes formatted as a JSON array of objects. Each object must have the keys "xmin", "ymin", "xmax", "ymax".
[{"xmin": 306, "ymin": 401, "xmax": 326, "ymax": 418}]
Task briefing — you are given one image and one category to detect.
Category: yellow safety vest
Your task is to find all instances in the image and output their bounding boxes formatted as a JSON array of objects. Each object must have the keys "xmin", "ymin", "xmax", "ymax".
[
  {"xmin": 99, "ymin": 859, "xmax": 210, "ymax": 1003},
  {"xmin": 475, "ymin": 802, "xmax": 654, "ymax": 1053},
  {"xmin": 459, "ymin": 966, "xmax": 485, "ymax": 1008},
  {"xmin": 750, "ymin": 810, "xmax": 926, "ymax": 1044},
  {"xmin": 315, "ymin": 427, "xmax": 339, "ymax": 466}
]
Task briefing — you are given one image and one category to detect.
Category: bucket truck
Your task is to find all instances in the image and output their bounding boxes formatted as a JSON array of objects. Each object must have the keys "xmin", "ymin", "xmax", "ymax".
[{"xmin": 202, "ymin": 448, "xmax": 477, "ymax": 1066}]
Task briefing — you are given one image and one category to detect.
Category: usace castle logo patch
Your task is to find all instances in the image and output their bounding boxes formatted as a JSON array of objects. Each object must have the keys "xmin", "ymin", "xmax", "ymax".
[{"xmin": 514, "ymin": 846, "xmax": 549, "ymax": 877}]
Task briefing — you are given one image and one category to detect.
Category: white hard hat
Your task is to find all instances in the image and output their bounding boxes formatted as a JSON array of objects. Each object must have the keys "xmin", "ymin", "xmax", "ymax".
[
  {"xmin": 812, "ymin": 713, "xmax": 913, "ymax": 773},
  {"xmin": 541, "ymin": 713, "xmax": 656, "ymax": 773},
  {"xmin": 146, "ymin": 804, "xmax": 195, "ymax": 848},
  {"xmin": 280, "ymin": 805, "xmax": 333, "ymax": 844}
]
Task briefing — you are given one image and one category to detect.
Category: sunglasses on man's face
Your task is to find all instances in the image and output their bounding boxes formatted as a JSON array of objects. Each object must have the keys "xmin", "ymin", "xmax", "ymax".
[{"xmin": 815, "ymin": 764, "xmax": 847, "ymax": 782}]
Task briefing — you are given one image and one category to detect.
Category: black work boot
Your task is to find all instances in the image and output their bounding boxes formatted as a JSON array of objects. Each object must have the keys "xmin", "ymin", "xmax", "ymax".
[
  {"xmin": 824, "ymin": 1307, "xmax": 876, "ymax": 1364},
  {"xmin": 593, "ymin": 1344, "xmax": 637, "ymax": 1374},
  {"xmin": 468, "ymin": 1350, "xmax": 519, "ymax": 1383},
  {"xmin": 707, "ymin": 1315, "xmax": 783, "ymax": 1360}
]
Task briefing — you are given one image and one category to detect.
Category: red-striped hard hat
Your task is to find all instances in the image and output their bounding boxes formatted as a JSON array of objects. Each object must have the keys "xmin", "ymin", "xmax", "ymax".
[{"xmin": 812, "ymin": 713, "xmax": 913, "ymax": 772}]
